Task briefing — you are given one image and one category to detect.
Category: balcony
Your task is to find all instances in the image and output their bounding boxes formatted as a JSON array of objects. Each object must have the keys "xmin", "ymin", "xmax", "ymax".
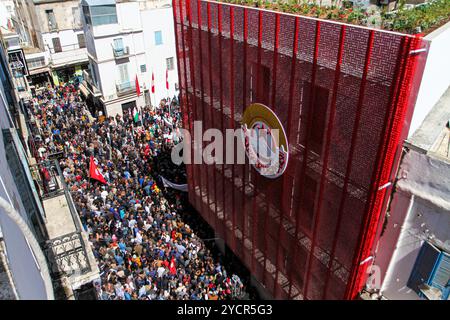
[
  {"xmin": 26, "ymin": 57, "xmax": 47, "ymax": 70},
  {"xmin": 48, "ymin": 44, "xmax": 88, "ymax": 67},
  {"xmin": 82, "ymin": 70, "xmax": 101, "ymax": 97},
  {"xmin": 112, "ymin": 46, "xmax": 130, "ymax": 58},
  {"xmin": 28, "ymin": 160, "xmax": 99, "ymax": 289},
  {"xmin": 116, "ymin": 80, "xmax": 136, "ymax": 96}
]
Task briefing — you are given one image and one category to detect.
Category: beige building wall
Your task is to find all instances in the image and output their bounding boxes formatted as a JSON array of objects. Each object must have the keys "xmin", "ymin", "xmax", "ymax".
[{"xmin": 33, "ymin": 0, "xmax": 82, "ymax": 33}]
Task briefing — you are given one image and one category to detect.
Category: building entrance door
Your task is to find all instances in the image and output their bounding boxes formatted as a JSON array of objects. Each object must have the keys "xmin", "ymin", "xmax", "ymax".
[{"xmin": 121, "ymin": 100, "xmax": 136, "ymax": 117}]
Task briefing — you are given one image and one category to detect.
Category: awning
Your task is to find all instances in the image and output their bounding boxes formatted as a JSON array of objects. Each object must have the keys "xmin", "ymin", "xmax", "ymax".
[{"xmin": 28, "ymin": 67, "xmax": 50, "ymax": 76}]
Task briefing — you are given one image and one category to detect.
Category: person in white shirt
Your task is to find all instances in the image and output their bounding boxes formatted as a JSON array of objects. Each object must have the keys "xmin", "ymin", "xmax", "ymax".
[
  {"xmin": 135, "ymin": 231, "xmax": 143, "ymax": 244},
  {"xmin": 101, "ymin": 188, "xmax": 108, "ymax": 205},
  {"xmin": 157, "ymin": 266, "xmax": 165, "ymax": 278}
]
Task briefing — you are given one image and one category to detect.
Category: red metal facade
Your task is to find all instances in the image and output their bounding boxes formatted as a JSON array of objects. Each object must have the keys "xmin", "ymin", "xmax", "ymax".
[{"xmin": 173, "ymin": 0, "xmax": 426, "ymax": 299}]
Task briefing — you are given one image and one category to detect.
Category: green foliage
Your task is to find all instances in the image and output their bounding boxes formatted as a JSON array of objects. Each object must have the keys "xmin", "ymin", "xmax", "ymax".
[
  {"xmin": 213, "ymin": 0, "xmax": 450, "ymax": 34},
  {"xmin": 384, "ymin": 0, "xmax": 450, "ymax": 34}
]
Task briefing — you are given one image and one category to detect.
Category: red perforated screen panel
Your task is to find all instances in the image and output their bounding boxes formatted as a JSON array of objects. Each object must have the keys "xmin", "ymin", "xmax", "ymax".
[{"xmin": 172, "ymin": 0, "xmax": 427, "ymax": 299}]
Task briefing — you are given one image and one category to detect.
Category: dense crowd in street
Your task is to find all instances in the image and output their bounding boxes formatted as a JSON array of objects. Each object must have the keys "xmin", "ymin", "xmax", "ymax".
[{"xmin": 27, "ymin": 83, "xmax": 245, "ymax": 300}]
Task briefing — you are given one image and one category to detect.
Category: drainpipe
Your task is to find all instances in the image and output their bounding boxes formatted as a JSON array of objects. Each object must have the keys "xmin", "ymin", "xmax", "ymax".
[{"xmin": 0, "ymin": 196, "xmax": 54, "ymax": 300}]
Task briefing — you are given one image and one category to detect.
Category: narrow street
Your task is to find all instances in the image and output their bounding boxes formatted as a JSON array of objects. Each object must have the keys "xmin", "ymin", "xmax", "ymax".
[{"xmin": 26, "ymin": 83, "xmax": 248, "ymax": 300}]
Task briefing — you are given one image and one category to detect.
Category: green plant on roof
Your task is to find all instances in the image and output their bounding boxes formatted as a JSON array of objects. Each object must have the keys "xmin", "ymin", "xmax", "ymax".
[{"xmin": 212, "ymin": 0, "xmax": 450, "ymax": 34}]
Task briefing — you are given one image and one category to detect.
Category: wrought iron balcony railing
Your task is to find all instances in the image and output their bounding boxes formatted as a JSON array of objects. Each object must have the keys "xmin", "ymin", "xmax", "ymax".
[
  {"xmin": 116, "ymin": 80, "xmax": 136, "ymax": 95},
  {"xmin": 112, "ymin": 46, "xmax": 130, "ymax": 58}
]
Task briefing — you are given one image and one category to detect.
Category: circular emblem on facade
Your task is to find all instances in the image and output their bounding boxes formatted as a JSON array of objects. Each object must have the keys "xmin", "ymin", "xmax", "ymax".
[{"xmin": 240, "ymin": 103, "xmax": 289, "ymax": 179}]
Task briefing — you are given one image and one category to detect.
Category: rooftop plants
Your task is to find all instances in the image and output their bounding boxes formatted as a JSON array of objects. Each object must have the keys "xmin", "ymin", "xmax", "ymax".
[{"xmin": 216, "ymin": 0, "xmax": 450, "ymax": 34}]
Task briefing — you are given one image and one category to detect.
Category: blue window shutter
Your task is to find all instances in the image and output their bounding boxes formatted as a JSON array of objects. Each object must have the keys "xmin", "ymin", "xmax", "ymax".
[
  {"xmin": 155, "ymin": 31, "xmax": 162, "ymax": 45},
  {"xmin": 429, "ymin": 252, "xmax": 450, "ymax": 300},
  {"xmin": 407, "ymin": 241, "xmax": 441, "ymax": 296}
]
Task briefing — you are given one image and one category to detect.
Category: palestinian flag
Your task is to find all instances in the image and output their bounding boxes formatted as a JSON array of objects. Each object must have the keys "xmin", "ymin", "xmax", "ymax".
[{"xmin": 133, "ymin": 107, "xmax": 139, "ymax": 123}]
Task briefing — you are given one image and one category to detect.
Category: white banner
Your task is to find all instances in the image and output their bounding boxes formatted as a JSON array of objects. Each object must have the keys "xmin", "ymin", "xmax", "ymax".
[{"xmin": 160, "ymin": 176, "xmax": 188, "ymax": 192}]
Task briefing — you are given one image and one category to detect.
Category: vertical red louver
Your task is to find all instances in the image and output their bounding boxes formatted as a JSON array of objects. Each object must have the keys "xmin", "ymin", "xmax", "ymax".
[{"xmin": 172, "ymin": 0, "xmax": 427, "ymax": 299}]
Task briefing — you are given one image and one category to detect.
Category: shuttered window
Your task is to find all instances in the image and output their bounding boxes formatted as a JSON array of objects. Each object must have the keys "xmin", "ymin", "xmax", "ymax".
[
  {"xmin": 407, "ymin": 241, "xmax": 450, "ymax": 300},
  {"xmin": 52, "ymin": 37, "xmax": 62, "ymax": 53}
]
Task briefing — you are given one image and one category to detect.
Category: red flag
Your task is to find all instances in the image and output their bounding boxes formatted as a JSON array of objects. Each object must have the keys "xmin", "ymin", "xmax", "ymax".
[
  {"xmin": 169, "ymin": 257, "xmax": 176, "ymax": 275},
  {"xmin": 166, "ymin": 69, "xmax": 169, "ymax": 90},
  {"xmin": 135, "ymin": 75, "xmax": 141, "ymax": 96},
  {"xmin": 89, "ymin": 156, "xmax": 107, "ymax": 184},
  {"xmin": 151, "ymin": 72, "xmax": 155, "ymax": 94}
]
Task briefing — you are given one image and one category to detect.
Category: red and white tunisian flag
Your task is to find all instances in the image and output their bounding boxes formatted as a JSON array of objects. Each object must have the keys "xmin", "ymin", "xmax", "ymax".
[
  {"xmin": 166, "ymin": 69, "xmax": 169, "ymax": 90},
  {"xmin": 169, "ymin": 257, "xmax": 176, "ymax": 275},
  {"xmin": 89, "ymin": 156, "xmax": 107, "ymax": 184},
  {"xmin": 151, "ymin": 72, "xmax": 155, "ymax": 94},
  {"xmin": 135, "ymin": 75, "xmax": 141, "ymax": 96}
]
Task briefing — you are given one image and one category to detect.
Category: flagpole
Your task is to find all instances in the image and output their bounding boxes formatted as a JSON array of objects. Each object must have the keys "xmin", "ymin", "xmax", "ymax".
[{"xmin": 88, "ymin": 156, "xmax": 91, "ymax": 191}]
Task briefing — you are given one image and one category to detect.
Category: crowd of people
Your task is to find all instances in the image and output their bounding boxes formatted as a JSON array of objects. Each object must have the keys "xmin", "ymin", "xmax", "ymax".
[{"xmin": 27, "ymin": 83, "xmax": 245, "ymax": 300}]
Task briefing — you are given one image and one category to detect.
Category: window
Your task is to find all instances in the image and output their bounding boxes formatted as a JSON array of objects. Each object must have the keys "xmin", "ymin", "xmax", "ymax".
[
  {"xmin": 166, "ymin": 57, "xmax": 174, "ymax": 71},
  {"xmin": 407, "ymin": 241, "xmax": 450, "ymax": 300},
  {"xmin": 117, "ymin": 63, "xmax": 129, "ymax": 87},
  {"xmin": 140, "ymin": 64, "xmax": 146, "ymax": 73},
  {"xmin": 90, "ymin": 5, "xmax": 118, "ymax": 26},
  {"xmin": 5, "ymin": 37, "xmax": 19, "ymax": 48},
  {"xmin": 52, "ymin": 37, "xmax": 62, "ymax": 53},
  {"xmin": 154, "ymin": 31, "xmax": 163, "ymax": 45},
  {"xmin": 77, "ymin": 34, "xmax": 86, "ymax": 48},
  {"xmin": 3, "ymin": 129, "xmax": 46, "ymax": 242},
  {"xmin": 89, "ymin": 61, "xmax": 99, "ymax": 87},
  {"xmin": 46, "ymin": 10, "xmax": 57, "ymax": 31},
  {"xmin": 113, "ymin": 38, "xmax": 123, "ymax": 52}
]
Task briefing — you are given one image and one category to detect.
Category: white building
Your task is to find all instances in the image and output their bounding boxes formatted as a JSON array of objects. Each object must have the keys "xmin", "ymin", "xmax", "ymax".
[
  {"xmin": 26, "ymin": 0, "xmax": 89, "ymax": 86},
  {"xmin": 0, "ymin": 0, "xmax": 16, "ymax": 33},
  {"xmin": 0, "ymin": 40, "xmax": 53, "ymax": 300},
  {"xmin": 1, "ymin": 0, "xmax": 89, "ymax": 88},
  {"xmin": 0, "ymin": 36, "xmax": 100, "ymax": 300},
  {"xmin": 80, "ymin": 0, "xmax": 179, "ymax": 117},
  {"xmin": 374, "ymin": 87, "xmax": 450, "ymax": 301},
  {"xmin": 368, "ymin": 22, "xmax": 450, "ymax": 301}
]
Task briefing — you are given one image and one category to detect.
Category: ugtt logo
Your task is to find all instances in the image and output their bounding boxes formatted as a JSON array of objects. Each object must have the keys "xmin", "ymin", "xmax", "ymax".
[{"xmin": 172, "ymin": 103, "xmax": 289, "ymax": 178}]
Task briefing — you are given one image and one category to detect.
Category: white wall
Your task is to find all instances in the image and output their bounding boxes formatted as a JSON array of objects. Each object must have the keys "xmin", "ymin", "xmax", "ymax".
[
  {"xmin": 117, "ymin": 2, "xmax": 141, "ymax": 31},
  {"xmin": 82, "ymin": 2, "xmax": 179, "ymax": 116},
  {"xmin": 96, "ymin": 53, "xmax": 146, "ymax": 98},
  {"xmin": 41, "ymin": 29, "xmax": 87, "ymax": 67},
  {"xmin": 34, "ymin": 1, "xmax": 82, "ymax": 33},
  {"xmin": 376, "ymin": 150, "xmax": 450, "ymax": 300},
  {"xmin": 141, "ymin": 6, "xmax": 179, "ymax": 103},
  {"xmin": 0, "ymin": 75, "xmax": 48, "ymax": 300},
  {"xmin": 408, "ymin": 21, "xmax": 450, "ymax": 137},
  {"xmin": 0, "ymin": 0, "xmax": 15, "ymax": 30},
  {"xmin": 42, "ymin": 29, "xmax": 85, "ymax": 52}
]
